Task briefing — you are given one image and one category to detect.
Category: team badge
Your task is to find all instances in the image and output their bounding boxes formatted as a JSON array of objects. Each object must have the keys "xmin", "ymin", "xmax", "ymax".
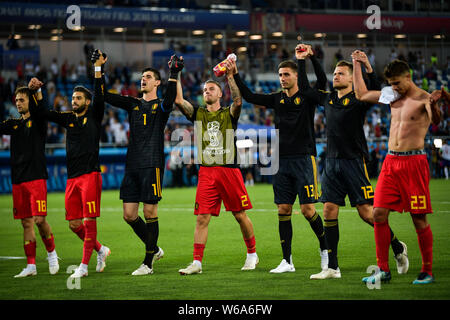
[
  {"xmin": 342, "ymin": 98, "xmax": 350, "ymax": 106},
  {"xmin": 83, "ymin": 117, "xmax": 88, "ymax": 125},
  {"xmin": 294, "ymin": 97, "xmax": 301, "ymax": 105},
  {"xmin": 26, "ymin": 120, "xmax": 32, "ymax": 128},
  {"xmin": 329, "ymin": 100, "xmax": 333, "ymax": 105},
  {"xmin": 280, "ymin": 99, "xmax": 285, "ymax": 104},
  {"xmin": 152, "ymin": 103, "xmax": 158, "ymax": 110},
  {"xmin": 133, "ymin": 106, "xmax": 139, "ymax": 111},
  {"xmin": 13, "ymin": 125, "xmax": 18, "ymax": 130},
  {"xmin": 69, "ymin": 123, "xmax": 74, "ymax": 127}
]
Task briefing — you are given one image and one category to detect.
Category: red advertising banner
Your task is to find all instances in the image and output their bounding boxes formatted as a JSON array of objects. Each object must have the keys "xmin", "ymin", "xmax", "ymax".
[
  {"xmin": 251, "ymin": 12, "xmax": 296, "ymax": 33},
  {"xmin": 295, "ymin": 14, "xmax": 449, "ymax": 34}
]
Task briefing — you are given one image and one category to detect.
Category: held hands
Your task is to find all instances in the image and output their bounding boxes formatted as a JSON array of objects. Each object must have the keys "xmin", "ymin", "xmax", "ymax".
[
  {"xmin": 295, "ymin": 44, "xmax": 312, "ymax": 60},
  {"xmin": 429, "ymin": 87, "xmax": 449, "ymax": 125},
  {"xmin": 351, "ymin": 50, "xmax": 372, "ymax": 72},
  {"xmin": 224, "ymin": 58, "xmax": 238, "ymax": 76},
  {"xmin": 91, "ymin": 49, "xmax": 107, "ymax": 67},
  {"xmin": 28, "ymin": 77, "xmax": 43, "ymax": 91},
  {"xmin": 168, "ymin": 55, "xmax": 184, "ymax": 79}
]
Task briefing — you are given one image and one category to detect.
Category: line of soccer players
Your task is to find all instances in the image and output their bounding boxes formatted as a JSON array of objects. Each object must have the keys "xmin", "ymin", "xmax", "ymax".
[{"xmin": 2, "ymin": 43, "xmax": 448, "ymax": 285}]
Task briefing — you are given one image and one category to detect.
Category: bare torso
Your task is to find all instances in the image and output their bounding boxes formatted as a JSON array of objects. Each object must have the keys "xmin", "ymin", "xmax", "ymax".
[{"xmin": 388, "ymin": 87, "xmax": 431, "ymax": 151}]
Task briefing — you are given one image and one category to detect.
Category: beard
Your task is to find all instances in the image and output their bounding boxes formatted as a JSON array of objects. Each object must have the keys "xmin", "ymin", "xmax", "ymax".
[
  {"xmin": 73, "ymin": 104, "xmax": 87, "ymax": 114},
  {"xmin": 333, "ymin": 83, "xmax": 349, "ymax": 90}
]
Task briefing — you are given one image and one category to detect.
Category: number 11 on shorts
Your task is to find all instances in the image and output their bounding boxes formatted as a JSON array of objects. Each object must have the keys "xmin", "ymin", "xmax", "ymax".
[{"xmin": 86, "ymin": 201, "xmax": 96, "ymax": 213}]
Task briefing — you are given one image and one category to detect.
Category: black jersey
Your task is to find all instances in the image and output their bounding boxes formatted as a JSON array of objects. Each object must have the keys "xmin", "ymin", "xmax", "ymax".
[
  {"xmin": 0, "ymin": 95, "xmax": 48, "ymax": 184},
  {"xmin": 104, "ymin": 81, "xmax": 176, "ymax": 170},
  {"xmin": 234, "ymin": 56, "xmax": 327, "ymax": 158},
  {"xmin": 31, "ymin": 78, "xmax": 105, "ymax": 179},
  {"xmin": 306, "ymin": 72, "xmax": 380, "ymax": 161}
]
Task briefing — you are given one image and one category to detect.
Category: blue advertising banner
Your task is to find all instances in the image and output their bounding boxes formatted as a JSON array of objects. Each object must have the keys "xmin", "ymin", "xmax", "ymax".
[{"xmin": 0, "ymin": 2, "xmax": 249, "ymax": 30}]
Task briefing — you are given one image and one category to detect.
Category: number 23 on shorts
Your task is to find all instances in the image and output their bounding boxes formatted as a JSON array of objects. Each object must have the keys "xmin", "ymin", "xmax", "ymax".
[{"xmin": 411, "ymin": 195, "xmax": 427, "ymax": 210}]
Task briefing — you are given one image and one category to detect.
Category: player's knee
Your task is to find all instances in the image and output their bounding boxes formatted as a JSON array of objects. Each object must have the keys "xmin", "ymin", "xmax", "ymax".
[
  {"xmin": 300, "ymin": 204, "xmax": 316, "ymax": 218},
  {"xmin": 33, "ymin": 216, "xmax": 46, "ymax": 227},
  {"xmin": 373, "ymin": 208, "xmax": 389, "ymax": 223},
  {"xmin": 277, "ymin": 204, "xmax": 292, "ymax": 215},
  {"xmin": 196, "ymin": 214, "xmax": 211, "ymax": 228},
  {"xmin": 69, "ymin": 219, "xmax": 82, "ymax": 231},
  {"xmin": 123, "ymin": 211, "xmax": 138, "ymax": 223},
  {"xmin": 21, "ymin": 217, "xmax": 34, "ymax": 230},
  {"xmin": 323, "ymin": 203, "xmax": 339, "ymax": 219},
  {"xmin": 232, "ymin": 210, "xmax": 247, "ymax": 223},
  {"xmin": 357, "ymin": 204, "xmax": 374, "ymax": 224}
]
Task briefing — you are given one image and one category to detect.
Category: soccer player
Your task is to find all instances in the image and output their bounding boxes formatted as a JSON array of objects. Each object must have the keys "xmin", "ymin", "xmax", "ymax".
[
  {"xmin": 102, "ymin": 55, "xmax": 182, "ymax": 275},
  {"xmin": 232, "ymin": 46, "xmax": 328, "ymax": 273},
  {"xmin": 440, "ymin": 137, "xmax": 450, "ymax": 179},
  {"xmin": 30, "ymin": 50, "xmax": 110, "ymax": 278},
  {"xmin": 0, "ymin": 84, "xmax": 59, "ymax": 278},
  {"xmin": 176, "ymin": 57, "xmax": 258, "ymax": 275},
  {"xmin": 353, "ymin": 56, "xmax": 443, "ymax": 284},
  {"xmin": 297, "ymin": 48, "xmax": 408, "ymax": 280}
]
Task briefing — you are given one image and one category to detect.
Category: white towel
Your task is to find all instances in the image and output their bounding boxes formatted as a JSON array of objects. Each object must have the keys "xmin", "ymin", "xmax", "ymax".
[{"xmin": 379, "ymin": 86, "xmax": 401, "ymax": 104}]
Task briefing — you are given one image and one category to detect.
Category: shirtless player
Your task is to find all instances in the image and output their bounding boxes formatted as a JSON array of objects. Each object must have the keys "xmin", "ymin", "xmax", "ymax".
[{"xmin": 352, "ymin": 51, "xmax": 443, "ymax": 285}]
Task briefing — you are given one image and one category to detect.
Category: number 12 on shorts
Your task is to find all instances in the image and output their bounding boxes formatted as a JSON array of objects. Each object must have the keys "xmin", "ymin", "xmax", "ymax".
[{"xmin": 361, "ymin": 186, "xmax": 374, "ymax": 199}]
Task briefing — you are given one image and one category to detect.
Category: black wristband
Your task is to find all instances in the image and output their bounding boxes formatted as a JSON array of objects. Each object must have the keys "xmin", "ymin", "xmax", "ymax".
[{"xmin": 169, "ymin": 71, "xmax": 179, "ymax": 80}]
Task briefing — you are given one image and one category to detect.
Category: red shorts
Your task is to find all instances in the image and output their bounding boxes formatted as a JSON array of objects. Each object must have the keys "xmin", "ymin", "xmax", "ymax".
[
  {"xmin": 12, "ymin": 179, "xmax": 47, "ymax": 220},
  {"xmin": 374, "ymin": 154, "xmax": 432, "ymax": 214},
  {"xmin": 65, "ymin": 172, "xmax": 102, "ymax": 220},
  {"xmin": 194, "ymin": 166, "xmax": 252, "ymax": 216}
]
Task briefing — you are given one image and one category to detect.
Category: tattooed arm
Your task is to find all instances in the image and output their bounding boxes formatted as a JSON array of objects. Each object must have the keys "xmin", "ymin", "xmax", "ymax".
[
  {"xmin": 224, "ymin": 59, "xmax": 243, "ymax": 119},
  {"xmin": 174, "ymin": 72, "xmax": 195, "ymax": 120}
]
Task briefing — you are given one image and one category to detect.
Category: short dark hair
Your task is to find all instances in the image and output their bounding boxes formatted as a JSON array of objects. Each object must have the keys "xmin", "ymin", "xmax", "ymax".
[
  {"xmin": 336, "ymin": 60, "xmax": 353, "ymax": 73},
  {"xmin": 204, "ymin": 79, "xmax": 222, "ymax": 92},
  {"xmin": 278, "ymin": 60, "xmax": 298, "ymax": 72},
  {"xmin": 73, "ymin": 86, "xmax": 92, "ymax": 101},
  {"xmin": 14, "ymin": 86, "xmax": 32, "ymax": 99},
  {"xmin": 383, "ymin": 59, "xmax": 410, "ymax": 79},
  {"xmin": 142, "ymin": 67, "xmax": 161, "ymax": 81}
]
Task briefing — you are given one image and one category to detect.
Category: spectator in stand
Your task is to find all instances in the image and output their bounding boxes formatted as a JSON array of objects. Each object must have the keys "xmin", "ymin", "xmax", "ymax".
[
  {"xmin": 50, "ymin": 59, "xmax": 58, "ymax": 83},
  {"xmin": 61, "ymin": 59, "xmax": 69, "ymax": 86}
]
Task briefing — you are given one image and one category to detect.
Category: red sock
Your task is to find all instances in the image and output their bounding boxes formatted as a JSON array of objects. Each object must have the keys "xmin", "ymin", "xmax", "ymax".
[
  {"xmin": 41, "ymin": 234, "xmax": 55, "ymax": 252},
  {"xmin": 24, "ymin": 241, "xmax": 36, "ymax": 264},
  {"xmin": 72, "ymin": 224, "xmax": 102, "ymax": 252},
  {"xmin": 82, "ymin": 220, "xmax": 97, "ymax": 265},
  {"xmin": 193, "ymin": 243, "xmax": 205, "ymax": 262},
  {"xmin": 374, "ymin": 221, "xmax": 391, "ymax": 272},
  {"xmin": 416, "ymin": 225, "xmax": 433, "ymax": 275},
  {"xmin": 244, "ymin": 236, "xmax": 256, "ymax": 254}
]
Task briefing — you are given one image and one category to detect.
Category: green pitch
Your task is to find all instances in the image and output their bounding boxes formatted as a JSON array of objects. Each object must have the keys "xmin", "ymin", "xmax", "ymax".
[{"xmin": 0, "ymin": 179, "xmax": 449, "ymax": 300}]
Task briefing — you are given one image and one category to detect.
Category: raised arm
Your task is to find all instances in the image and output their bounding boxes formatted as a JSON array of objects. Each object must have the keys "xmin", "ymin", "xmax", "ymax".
[
  {"xmin": 232, "ymin": 72, "xmax": 276, "ymax": 108},
  {"xmin": 294, "ymin": 44, "xmax": 327, "ymax": 105},
  {"xmin": 28, "ymin": 78, "xmax": 70, "ymax": 127},
  {"xmin": 174, "ymin": 72, "xmax": 195, "ymax": 120},
  {"xmin": 352, "ymin": 51, "xmax": 381, "ymax": 104},
  {"xmin": 429, "ymin": 87, "xmax": 448, "ymax": 125},
  {"xmin": 224, "ymin": 58, "xmax": 242, "ymax": 119},
  {"xmin": 92, "ymin": 49, "xmax": 107, "ymax": 122},
  {"xmin": 353, "ymin": 50, "xmax": 381, "ymax": 90},
  {"xmin": 162, "ymin": 55, "xmax": 184, "ymax": 112}
]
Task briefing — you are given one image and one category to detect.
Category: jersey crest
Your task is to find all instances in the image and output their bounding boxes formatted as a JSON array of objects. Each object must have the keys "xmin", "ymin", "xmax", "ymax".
[
  {"xmin": 294, "ymin": 97, "xmax": 301, "ymax": 105},
  {"xmin": 342, "ymin": 98, "xmax": 350, "ymax": 106}
]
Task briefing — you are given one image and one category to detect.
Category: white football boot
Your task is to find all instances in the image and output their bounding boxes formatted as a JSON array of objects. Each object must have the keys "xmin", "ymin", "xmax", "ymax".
[{"xmin": 14, "ymin": 264, "xmax": 37, "ymax": 278}]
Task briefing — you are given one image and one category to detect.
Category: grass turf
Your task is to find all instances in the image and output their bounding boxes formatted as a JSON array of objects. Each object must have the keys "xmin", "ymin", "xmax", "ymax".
[{"xmin": 0, "ymin": 179, "xmax": 449, "ymax": 300}]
